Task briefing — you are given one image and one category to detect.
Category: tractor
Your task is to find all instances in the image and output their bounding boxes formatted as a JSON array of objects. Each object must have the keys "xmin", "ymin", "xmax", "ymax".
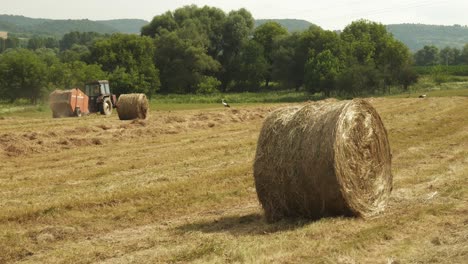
[
  {"xmin": 49, "ymin": 80, "xmax": 117, "ymax": 118},
  {"xmin": 84, "ymin": 80, "xmax": 117, "ymax": 116}
]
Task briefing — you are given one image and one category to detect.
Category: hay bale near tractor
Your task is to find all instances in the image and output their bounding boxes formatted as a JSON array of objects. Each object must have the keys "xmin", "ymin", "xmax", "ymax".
[
  {"xmin": 116, "ymin": 93, "xmax": 149, "ymax": 120},
  {"xmin": 253, "ymin": 99, "xmax": 392, "ymax": 222},
  {"xmin": 49, "ymin": 88, "xmax": 88, "ymax": 118}
]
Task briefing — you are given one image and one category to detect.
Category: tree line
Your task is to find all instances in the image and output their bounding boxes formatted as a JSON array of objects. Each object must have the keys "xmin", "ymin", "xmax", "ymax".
[
  {"xmin": 1, "ymin": 5, "xmax": 417, "ymax": 103},
  {"xmin": 413, "ymin": 44, "xmax": 468, "ymax": 66}
]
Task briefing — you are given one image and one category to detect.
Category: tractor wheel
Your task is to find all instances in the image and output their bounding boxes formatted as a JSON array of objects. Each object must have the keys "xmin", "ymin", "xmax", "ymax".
[
  {"xmin": 75, "ymin": 107, "xmax": 82, "ymax": 117},
  {"xmin": 100, "ymin": 98, "xmax": 112, "ymax": 116}
]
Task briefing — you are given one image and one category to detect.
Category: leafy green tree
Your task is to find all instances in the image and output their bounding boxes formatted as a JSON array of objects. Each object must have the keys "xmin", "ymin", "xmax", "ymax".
[
  {"xmin": 0, "ymin": 37, "xmax": 20, "ymax": 52},
  {"xmin": 271, "ymin": 33, "xmax": 301, "ymax": 89},
  {"xmin": 340, "ymin": 20, "xmax": 413, "ymax": 94},
  {"xmin": 175, "ymin": 5, "xmax": 226, "ymax": 58},
  {"xmin": 143, "ymin": 5, "xmax": 241, "ymax": 93},
  {"xmin": 49, "ymin": 61, "xmax": 107, "ymax": 90},
  {"xmin": 304, "ymin": 50, "xmax": 342, "ymax": 96},
  {"xmin": 378, "ymin": 39, "xmax": 414, "ymax": 92},
  {"xmin": 35, "ymin": 48, "xmax": 60, "ymax": 67},
  {"xmin": 337, "ymin": 62, "xmax": 381, "ymax": 96},
  {"xmin": 154, "ymin": 31, "xmax": 220, "ymax": 93},
  {"xmin": 341, "ymin": 21, "xmax": 382, "ymax": 58},
  {"xmin": 27, "ymin": 37, "xmax": 45, "ymax": 50},
  {"xmin": 439, "ymin": 47, "xmax": 459, "ymax": 65},
  {"xmin": 271, "ymin": 26, "xmax": 343, "ymax": 91},
  {"xmin": 460, "ymin": 44, "xmax": 468, "ymax": 64},
  {"xmin": 342, "ymin": 20, "xmax": 397, "ymax": 67},
  {"xmin": 430, "ymin": 65, "xmax": 448, "ymax": 85},
  {"xmin": 219, "ymin": 9, "xmax": 255, "ymax": 91},
  {"xmin": 90, "ymin": 34, "xmax": 160, "ymax": 95},
  {"xmin": 142, "ymin": 5, "xmax": 226, "ymax": 59},
  {"xmin": 0, "ymin": 49, "xmax": 47, "ymax": 103},
  {"xmin": 293, "ymin": 25, "xmax": 325, "ymax": 80},
  {"xmin": 196, "ymin": 76, "xmax": 221, "ymax": 94},
  {"xmin": 143, "ymin": 6, "xmax": 254, "ymax": 92},
  {"xmin": 141, "ymin": 11, "xmax": 178, "ymax": 38},
  {"xmin": 44, "ymin": 37, "xmax": 59, "ymax": 49},
  {"xmin": 253, "ymin": 22, "xmax": 288, "ymax": 88},
  {"xmin": 26, "ymin": 37, "xmax": 58, "ymax": 50},
  {"xmin": 414, "ymin": 45, "xmax": 439, "ymax": 66},
  {"xmin": 452, "ymin": 47, "xmax": 462, "ymax": 65},
  {"xmin": 108, "ymin": 66, "xmax": 145, "ymax": 94},
  {"xmin": 232, "ymin": 40, "xmax": 268, "ymax": 91},
  {"xmin": 59, "ymin": 44, "xmax": 90, "ymax": 63},
  {"xmin": 60, "ymin": 31, "xmax": 105, "ymax": 51},
  {"xmin": 398, "ymin": 65, "xmax": 418, "ymax": 90}
]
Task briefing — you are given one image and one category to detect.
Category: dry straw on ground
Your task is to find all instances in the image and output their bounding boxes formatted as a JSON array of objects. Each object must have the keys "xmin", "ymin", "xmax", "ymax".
[
  {"xmin": 254, "ymin": 99, "xmax": 392, "ymax": 222},
  {"xmin": 116, "ymin": 94, "xmax": 149, "ymax": 120}
]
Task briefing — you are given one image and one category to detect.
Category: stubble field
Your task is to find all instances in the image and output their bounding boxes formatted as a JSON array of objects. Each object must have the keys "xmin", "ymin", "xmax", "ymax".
[{"xmin": 0, "ymin": 95, "xmax": 467, "ymax": 263}]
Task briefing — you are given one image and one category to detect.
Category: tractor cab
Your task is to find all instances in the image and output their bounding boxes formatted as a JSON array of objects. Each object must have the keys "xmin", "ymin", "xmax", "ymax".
[
  {"xmin": 85, "ymin": 80, "xmax": 110, "ymax": 97},
  {"xmin": 84, "ymin": 80, "xmax": 117, "ymax": 115}
]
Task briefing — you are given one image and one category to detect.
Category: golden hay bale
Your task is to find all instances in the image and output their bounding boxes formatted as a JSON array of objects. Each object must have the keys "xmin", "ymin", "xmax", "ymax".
[
  {"xmin": 116, "ymin": 93, "xmax": 149, "ymax": 120},
  {"xmin": 253, "ymin": 99, "xmax": 392, "ymax": 222},
  {"xmin": 49, "ymin": 90, "xmax": 74, "ymax": 117}
]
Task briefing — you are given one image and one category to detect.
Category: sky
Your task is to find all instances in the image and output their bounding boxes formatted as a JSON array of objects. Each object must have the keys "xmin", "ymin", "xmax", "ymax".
[{"xmin": 2, "ymin": 0, "xmax": 468, "ymax": 30}]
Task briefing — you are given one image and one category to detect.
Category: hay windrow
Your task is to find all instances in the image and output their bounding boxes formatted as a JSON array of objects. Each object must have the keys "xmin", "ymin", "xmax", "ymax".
[
  {"xmin": 253, "ymin": 99, "xmax": 392, "ymax": 222},
  {"xmin": 116, "ymin": 94, "xmax": 149, "ymax": 120}
]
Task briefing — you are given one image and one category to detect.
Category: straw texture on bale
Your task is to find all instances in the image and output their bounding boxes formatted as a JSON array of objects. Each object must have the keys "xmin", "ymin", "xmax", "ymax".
[
  {"xmin": 117, "ymin": 93, "xmax": 149, "ymax": 120},
  {"xmin": 253, "ymin": 99, "xmax": 392, "ymax": 222},
  {"xmin": 49, "ymin": 90, "xmax": 74, "ymax": 117}
]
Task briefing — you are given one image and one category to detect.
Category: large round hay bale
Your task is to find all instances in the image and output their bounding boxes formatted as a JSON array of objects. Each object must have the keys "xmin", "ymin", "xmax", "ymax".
[
  {"xmin": 49, "ymin": 90, "xmax": 74, "ymax": 118},
  {"xmin": 116, "ymin": 93, "xmax": 149, "ymax": 120},
  {"xmin": 253, "ymin": 99, "xmax": 392, "ymax": 222}
]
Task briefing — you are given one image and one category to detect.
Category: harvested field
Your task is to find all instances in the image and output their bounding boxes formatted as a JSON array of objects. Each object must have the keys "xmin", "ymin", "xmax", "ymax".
[{"xmin": 0, "ymin": 97, "xmax": 467, "ymax": 263}]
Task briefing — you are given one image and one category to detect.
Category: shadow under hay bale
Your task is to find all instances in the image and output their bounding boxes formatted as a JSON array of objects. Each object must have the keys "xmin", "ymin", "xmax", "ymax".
[
  {"xmin": 253, "ymin": 99, "xmax": 392, "ymax": 222},
  {"xmin": 116, "ymin": 93, "xmax": 149, "ymax": 120}
]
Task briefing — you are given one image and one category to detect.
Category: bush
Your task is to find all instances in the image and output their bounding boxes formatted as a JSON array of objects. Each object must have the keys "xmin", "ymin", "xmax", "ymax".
[
  {"xmin": 196, "ymin": 76, "xmax": 221, "ymax": 94},
  {"xmin": 414, "ymin": 65, "xmax": 468, "ymax": 76},
  {"xmin": 430, "ymin": 65, "xmax": 449, "ymax": 85}
]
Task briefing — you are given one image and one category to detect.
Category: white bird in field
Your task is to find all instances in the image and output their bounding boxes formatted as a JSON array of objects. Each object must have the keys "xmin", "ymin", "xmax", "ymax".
[
  {"xmin": 419, "ymin": 94, "xmax": 427, "ymax": 98},
  {"xmin": 222, "ymin": 99, "xmax": 230, "ymax": 108}
]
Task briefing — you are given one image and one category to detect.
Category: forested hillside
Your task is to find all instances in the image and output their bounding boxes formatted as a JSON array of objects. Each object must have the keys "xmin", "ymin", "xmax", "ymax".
[
  {"xmin": 97, "ymin": 19, "xmax": 149, "ymax": 34},
  {"xmin": 0, "ymin": 15, "xmax": 147, "ymax": 35},
  {"xmin": 0, "ymin": 15, "xmax": 314, "ymax": 36},
  {"xmin": 255, "ymin": 19, "xmax": 313, "ymax": 32},
  {"xmin": 387, "ymin": 24, "xmax": 468, "ymax": 51}
]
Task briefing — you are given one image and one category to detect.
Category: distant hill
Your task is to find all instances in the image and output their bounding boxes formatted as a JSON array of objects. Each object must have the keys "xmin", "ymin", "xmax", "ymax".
[
  {"xmin": 29, "ymin": 19, "xmax": 119, "ymax": 35},
  {"xmin": 253, "ymin": 21, "xmax": 468, "ymax": 52},
  {"xmin": 0, "ymin": 15, "xmax": 49, "ymax": 28},
  {"xmin": 387, "ymin": 24, "xmax": 468, "ymax": 51},
  {"xmin": 96, "ymin": 19, "xmax": 148, "ymax": 34},
  {"xmin": 2, "ymin": 15, "xmax": 468, "ymax": 52},
  {"xmin": 0, "ymin": 15, "xmax": 148, "ymax": 36},
  {"xmin": 255, "ymin": 19, "xmax": 314, "ymax": 32},
  {"xmin": 0, "ymin": 15, "xmax": 314, "ymax": 36}
]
